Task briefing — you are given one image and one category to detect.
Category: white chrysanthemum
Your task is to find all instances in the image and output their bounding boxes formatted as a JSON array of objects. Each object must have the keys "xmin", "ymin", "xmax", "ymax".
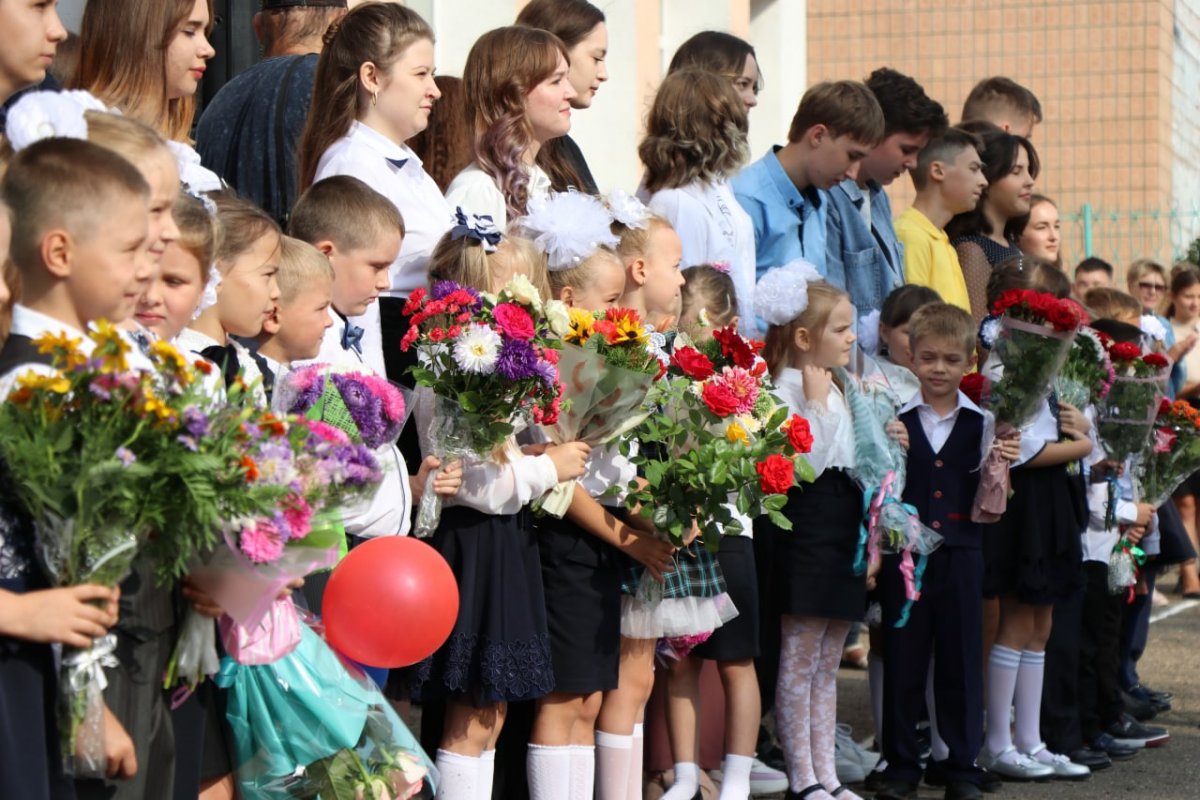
[
  {"xmin": 606, "ymin": 188, "xmax": 651, "ymax": 230},
  {"xmin": 503, "ymin": 273, "xmax": 542, "ymax": 310},
  {"xmin": 1140, "ymin": 314, "xmax": 1167, "ymax": 342},
  {"xmin": 7, "ymin": 90, "xmax": 106, "ymax": 151},
  {"xmin": 520, "ymin": 191, "xmax": 620, "ymax": 271},
  {"xmin": 736, "ymin": 413, "xmax": 762, "ymax": 434},
  {"xmin": 856, "ymin": 309, "xmax": 882, "ymax": 356},
  {"xmin": 979, "ymin": 316, "xmax": 1002, "ymax": 349},
  {"xmin": 544, "ymin": 300, "xmax": 571, "ymax": 337},
  {"xmin": 753, "ymin": 260, "xmax": 823, "ymax": 326},
  {"xmin": 453, "ymin": 324, "xmax": 502, "ymax": 374}
]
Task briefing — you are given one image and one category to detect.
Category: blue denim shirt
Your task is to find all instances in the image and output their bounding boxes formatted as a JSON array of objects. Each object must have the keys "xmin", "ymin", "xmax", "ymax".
[
  {"xmin": 823, "ymin": 178, "xmax": 906, "ymax": 315},
  {"xmin": 731, "ymin": 147, "xmax": 827, "ymax": 278}
]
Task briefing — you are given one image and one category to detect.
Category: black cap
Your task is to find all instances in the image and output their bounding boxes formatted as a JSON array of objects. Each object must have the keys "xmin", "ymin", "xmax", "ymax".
[{"xmin": 261, "ymin": 0, "xmax": 347, "ymax": 10}]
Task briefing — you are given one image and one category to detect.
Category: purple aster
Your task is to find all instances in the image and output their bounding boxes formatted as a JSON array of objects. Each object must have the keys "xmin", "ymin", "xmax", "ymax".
[
  {"xmin": 533, "ymin": 359, "xmax": 558, "ymax": 388},
  {"xmin": 183, "ymin": 406, "xmax": 210, "ymax": 438},
  {"xmin": 431, "ymin": 280, "xmax": 461, "ymax": 300},
  {"xmin": 495, "ymin": 339, "xmax": 538, "ymax": 380},
  {"xmin": 331, "ymin": 374, "xmax": 386, "ymax": 447}
]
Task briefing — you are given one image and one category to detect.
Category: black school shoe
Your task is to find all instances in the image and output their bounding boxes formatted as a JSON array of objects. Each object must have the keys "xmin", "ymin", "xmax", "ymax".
[
  {"xmin": 1088, "ymin": 732, "xmax": 1140, "ymax": 760},
  {"xmin": 1067, "ymin": 747, "xmax": 1112, "ymax": 771},
  {"xmin": 1107, "ymin": 714, "xmax": 1169, "ymax": 747},
  {"xmin": 1120, "ymin": 689, "xmax": 1158, "ymax": 721},
  {"xmin": 945, "ymin": 780, "xmax": 984, "ymax": 800},
  {"xmin": 870, "ymin": 778, "xmax": 918, "ymax": 800}
]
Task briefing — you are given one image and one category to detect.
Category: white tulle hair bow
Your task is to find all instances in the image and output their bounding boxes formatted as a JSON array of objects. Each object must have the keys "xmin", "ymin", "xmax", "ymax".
[
  {"xmin": 192, "ymin": 264, "xmax": 222, "ymax": 320},
  {"xmin": 753, "ymin": 259, "xmax": 824, "ymax": 326},
  {"xmin": 166, "ymin": 141, "xmax": 224, "ymax": 198},
  {"xmin": 519, "ymin": 191, "xmax": 620, "ymax": 271},
  {"xmin": 6, "ymin": 90, "xmax": 109, "ymax": 151},
  {"xmin": 606, "ymin": 188, "xmax": 651, "ymax": 230}
]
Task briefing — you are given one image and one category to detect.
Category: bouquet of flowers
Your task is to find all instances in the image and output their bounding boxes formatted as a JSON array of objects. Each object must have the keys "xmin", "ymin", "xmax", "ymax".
[
  {"xmin": 218, "ymin": 615, "xmax": 435, "ymax": 800},
  {"xmin": 1135, "ymin": 398, "xmax": 1200, "ymax": 506},
  {"xmin": 0, "ymin": 325, "xmax": 300, "ymax": 775},
  {"xmin": 1096, "ymin": 341, "xmax": 1168, "ymax": 463},
  {"xmin": 623, "ymin": 326, "xmax": 815, "ymax": 546},
  {"xmin": 973, "ymin": 290, "xmax": 1082, "ymax": 522},
  {"xmin": 400, "ymin": 276, "xmax": 564, "ymax": 535},
  {"xmin": 1054, "ymin": 327, "xmax": 1115, "ymax": 409},
  {"xmin": 277, "ymin": 364, "xmax": 410, "ymax": 449},
  {"xmin": 536, "ymin": 306, "xmax": 664, "ymax": 516}
]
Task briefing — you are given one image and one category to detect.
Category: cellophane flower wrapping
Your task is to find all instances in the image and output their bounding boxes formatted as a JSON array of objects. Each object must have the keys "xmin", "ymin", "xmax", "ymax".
[
  {"xmin": 623, "ymin": 327, "xmax": 815, "ymax": 547},
  {"xmin": 1108, "ymin": 538, "xmax": 1145, "ymax": 596},
  {"xmin": 1097, "ymin": 342, "xmax": 1168, "ymax": 463},
  {"xmin": 1054, "ymin": 327, "xmax": 1114, "ymax": 410},
  {"xmin": 1135, "ymin": 399, "xmax": 1200, "ymax": 507},
  {"xmin": 217, "ymin": 615, "xmax": 436, "ymax": 800},
  {"xmin": 275, "ymin": 364, "xmax": 410, "ymax": 450},
  {"xmin": 537, "ymin": 308, "xmax": 664, "ymax": 517},
  {"xmin": 400, "ymin": 277, "xmax": 564, "ymax": 535},
  {"xmin": 0, "ymin": 324, "xmax": 299, "ymax": 775}
]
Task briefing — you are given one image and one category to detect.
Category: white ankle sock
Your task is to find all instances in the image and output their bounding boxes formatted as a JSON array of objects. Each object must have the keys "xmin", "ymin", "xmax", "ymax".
[
  {"xmin": 568, "ymin": 745, "xmax": 595, "ymax": 800},
  {"xmin": 527, "ymin": 744, "xmax": 571, "ymax": 800},
  {"xmin": 434, "ymin": 749, "xmax": 480, "ymax": 800},
  {"xmin": 719, "ymin": 753, "xmax": 754, "ymax": 800},
  {"xmin": 478, "ymin": 749, "xmax": 495, "ymax": 800},
  {"xmin": 1013, "ymin": 650, "xmax": 1046, "ymax": 754},
  {"xmin": 661, "ymin": 761, "xmax": 700, "ymax": 800},
  {"xmin": 627, "ymin": 723, "xmax": 645, "ymax": 800},
  {"xmin": 595, "ymin": 730, "xmax": 633, "ymax": 800}
]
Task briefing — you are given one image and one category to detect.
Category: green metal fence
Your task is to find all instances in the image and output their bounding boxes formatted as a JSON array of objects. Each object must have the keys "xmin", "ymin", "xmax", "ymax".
[{"xmin": 1062, "ymin": 205, "xmax": 1200, "ymax": 272}]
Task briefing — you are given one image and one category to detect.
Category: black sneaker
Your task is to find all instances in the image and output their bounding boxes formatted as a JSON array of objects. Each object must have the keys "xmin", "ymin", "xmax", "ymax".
[
  {"xmin": 1107, "ymin": 714, "xmax": 1169, "ymax": 747},
  {"xmin": 1088, "ymin": 732, "xmax": 1140, "ymax": 760},
  {"xmin": 924, "ymin": 760, "xmax": 947, "ymax": 787},
  {"xmin": 871, "ymin": 778, "xmax": 918, "ymax": 800}
]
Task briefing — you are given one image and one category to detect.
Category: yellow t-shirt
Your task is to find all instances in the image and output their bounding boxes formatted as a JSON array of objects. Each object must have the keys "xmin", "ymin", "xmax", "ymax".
[{"xmin": 895, "ymin": 207, "xmax": 971, "ymax": 313}]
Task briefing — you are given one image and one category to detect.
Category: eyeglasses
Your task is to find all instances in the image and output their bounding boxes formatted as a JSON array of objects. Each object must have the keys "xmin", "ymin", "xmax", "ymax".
[{"xmin": 1137, "ymin": 282, "xmax": 1166, "ymax": 293}]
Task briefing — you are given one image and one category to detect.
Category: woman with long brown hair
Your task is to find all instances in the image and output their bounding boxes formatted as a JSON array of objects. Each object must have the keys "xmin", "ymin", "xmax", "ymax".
[
  {"xmin": 668, "ymin": 30, "xmax": 761, "ymax": 117},
  {"xmin": 69, "ymin": 0, "xmax": 215, "ymax": 143},
  {"xmin": 445, "ymin": 26, "xmax": 577, "ymax": 227},
  {"xmin": 516, "ymin": 0, "xmax": 608, "ymax": 193}
]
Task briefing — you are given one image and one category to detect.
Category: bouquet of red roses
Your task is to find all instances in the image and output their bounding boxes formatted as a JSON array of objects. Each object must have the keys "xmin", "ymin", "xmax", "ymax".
[
  {"xmin": 973, "ymin": 289, "xmax": 1082, "ymax": 521},
  {"xmin": 1096, "ymin": 339, "xmax": 1168, "ymax": 463},
  {"xmin": 622, "ymin": 326, "xmax": 815, "ymax": 546}
]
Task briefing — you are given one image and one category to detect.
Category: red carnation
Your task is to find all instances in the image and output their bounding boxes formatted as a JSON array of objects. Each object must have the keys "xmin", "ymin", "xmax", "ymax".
[
  {"xmin": 960, "ymin": 373, "xmax": 987, "ymax": 405},
  {"xmin": 701, "ymin": 382, "xmax": 740, "ymax": 417},
  {"xmin": 1143, "ymin": 352, "xmax": 1169, "ymax": 369},
  {"xmin": 671, "ymin": 346, "xmax": 716, "ymax": 380},
  {"xmin": 1108, "ymin": 342, "xmax": 1141, "ymax": 361},
  {"xmin": 756, "ymin": 454, "xmax": 795, "ymax": 494},
  {"xmin": 784, "ymin": 415, "xmax": 814, "ymax": 453},
  {"xmin": 1159, "ymin": 398, "xmax": 1173, "ymax": 416}
]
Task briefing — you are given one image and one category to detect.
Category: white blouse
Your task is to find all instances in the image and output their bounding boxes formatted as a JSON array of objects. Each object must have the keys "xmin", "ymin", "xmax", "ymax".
[
  {"xmin": 175, "ymin": 327, "xmax": 267, "ymax": 407},
  {"xmin": 413, "ymin": 386, "xmax": 558, "ymax": 515},
  {"xmin": 444, "ymin": 162, "xmax": 552, "ymax": 229},
  {"xmin": 640, "ymin": 179, "xmax": 758, "ymax": 336},
  {"xmin": 773, "ymin": 367, "xmax": 856, "ymax": 478}
]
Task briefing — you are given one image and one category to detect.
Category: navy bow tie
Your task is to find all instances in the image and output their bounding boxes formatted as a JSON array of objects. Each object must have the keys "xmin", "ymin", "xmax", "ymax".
[
  {"xmin": 387, "ymin": 157, "xmax": 409, "ymax": 170},
  {"xmin": 341, "ymin": 322, "xmax": 365, "ymax": 354},
  {"xmin": 199, "ymin": 344, "xmax": 239, "ymax": 389}
]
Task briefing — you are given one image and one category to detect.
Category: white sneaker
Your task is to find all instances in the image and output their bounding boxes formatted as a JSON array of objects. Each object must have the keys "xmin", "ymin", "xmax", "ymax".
[
  {"xmin": 747, "ymin": 756, "xmax": 789, "ymax": 795},
  {"xmin": 1026, "ymin": 744, "xmax": 1091, "ymax": 781},
  {"xmin": 836, "ymin": 723, "xmax": 881, "ymax": 771},
  {"xmin": 976, "ymin": 746, "xmax": 1055, "ymax": 781}
]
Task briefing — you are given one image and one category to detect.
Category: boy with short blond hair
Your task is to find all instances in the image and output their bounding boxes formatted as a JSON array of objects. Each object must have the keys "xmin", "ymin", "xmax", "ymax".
[
  {"xmin": 733, "ymin": 80, "xmax": 885, "ymax": 276},
  {"xmin": 896, "ymin": 129, "xmax": 987, "ymax": 314},
  {"xmin": 253, "ymin": 235, "xmax": 335, "ymax": 393}
]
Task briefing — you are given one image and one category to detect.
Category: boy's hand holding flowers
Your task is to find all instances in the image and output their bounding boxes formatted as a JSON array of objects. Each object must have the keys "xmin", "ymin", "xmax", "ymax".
[
  {"xmin": 997, "ymin": 430, "xmax": 1022, "ymax": 463},
  {"xmin": 885, "ymin": 419, "xmax": 909, "ymax": 450}
]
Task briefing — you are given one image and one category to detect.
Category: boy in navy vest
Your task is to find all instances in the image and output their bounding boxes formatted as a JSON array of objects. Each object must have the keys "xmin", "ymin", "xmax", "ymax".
[{"xmin": 874, "ymin": 304, "xmax": 1019, "ymax": 800}]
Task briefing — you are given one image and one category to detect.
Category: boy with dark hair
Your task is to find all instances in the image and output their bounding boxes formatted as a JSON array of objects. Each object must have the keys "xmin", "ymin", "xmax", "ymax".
[
  {"xmin": 875, "ymin": 303, "xmax": 1019, "ymax": 800},
  {"xmin": 732, "ymin": 80, "xmax": 884, "ymax": 277},
  {"xmin": 1073, "ymin": 257, "xmax": 1114, "ymax": 301},
  {"xmin": 960, "ymin": 77, "xmax": 1042, "ymax": 138},
  {"xmin": 825, "ymin": 67, "xmax": 948, "ymax": 314},
  {"xmin": 895, "ymin": 128, "xmax": 987, "ymax": 313}
]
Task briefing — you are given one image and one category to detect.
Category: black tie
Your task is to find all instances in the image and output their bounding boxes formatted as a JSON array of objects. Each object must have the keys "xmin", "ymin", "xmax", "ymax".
[
  {"xmin": 200, "ymin": 344, "xmax": 239, "ymax": 390},
  {"xmin": 250, "ymin": 351, "xmax": 276, "ymax": 401}
]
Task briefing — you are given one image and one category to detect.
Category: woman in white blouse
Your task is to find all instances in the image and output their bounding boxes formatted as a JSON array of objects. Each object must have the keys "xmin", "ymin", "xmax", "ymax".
[
  {"xmin": 637, "ymin": 68, "xmax": 757, "ymax": 335},
  {"xmin": 297, "ymin": 3, "xmax": 450, "ymax": 381},
  {"xmin": 445, "ymin": 26, "xmax": 577, "ymax": 227}
]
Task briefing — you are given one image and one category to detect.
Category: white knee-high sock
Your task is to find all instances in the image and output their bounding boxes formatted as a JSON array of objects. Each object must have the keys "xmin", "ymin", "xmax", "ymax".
[
  {"xmin": 984, "ymin": 646, "xmax": 1022, "ymax": 757},
  {"xmin": 626, "ymin": 723, "xmax": 645, "ymax": 800},
  {"xmin": 595, "ymin": 730, "xmax": 633, "ymax": 800},
  {"xmin": 478, "ymin": 749, "xmax": 495, "ymax": 800},
  {"xmin": 527, "ymin": 744, "xmax": 571, "ymax": 800},
  {"xmin": 926, "ymin": 660, "xmax": 950, "ymax": 762},
  {"xmin": 1013, "ymin": 650, "xmax": 1047, "ymax": 754},
  {"xmin": 719, "ymin": 753, "xmax": 754, "ymax": 800},
  {"xmin": 868, "ymin": 650, "xmax": 884, "ymax": 748},
  {"xmin": 435, "ymin": 749, "xmax": 480, "ymax": 800},
  {"xmin": 661, "ymin": 762, "xmax": 700, "ymax": 800},
  {"xmin": 568, "ymin": 745, "xmax": 595, "ymax": 800}
]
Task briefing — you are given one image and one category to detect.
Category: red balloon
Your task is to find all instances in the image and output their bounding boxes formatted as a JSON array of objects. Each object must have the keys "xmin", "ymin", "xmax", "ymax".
[{"xmin": 322, "ymin": 537, "xmax": 459, "ymax": 668}]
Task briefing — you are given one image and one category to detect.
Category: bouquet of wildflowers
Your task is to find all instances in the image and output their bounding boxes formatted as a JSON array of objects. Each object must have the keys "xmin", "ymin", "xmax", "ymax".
[
  {"xmin": 623, "ymin": 326, "xmax": 815, "ymax": 547},
  {"xmin": 1054, "ymin": 327, "xmax": 1115, "ymax": 410},
  {"xmin": 973, "ymin": 290, "xmax": 1082, "ymax": 521},
  {"xmin": 401, "ymin": 275, "xmax": 563, "ymax": 535},
  {"xmin": 0, "ymin": 324, "xmax": 301, "ymax": 776},
  {"xmin": 1096, "ymin": 340, "xmax": 1168, "ymax": 463},
  {"xmin": 536, "ymin": 306, "xmax": 665, "ymax": 517}
]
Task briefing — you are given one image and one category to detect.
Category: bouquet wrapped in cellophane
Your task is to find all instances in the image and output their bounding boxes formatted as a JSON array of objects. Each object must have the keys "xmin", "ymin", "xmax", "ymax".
[
  {"xmin": 537, "ymin": 306, "xmax": 664, "ymax": 517},
  {"xmin": 0, "ymin": 325, "xmax": 294, "ymax": 776},
  {"xmin": 1054, "ymin": 327, "xmax": 1115, "ymax": 409},
  {"xmin": 400, "ymin": 276, "xmax": 564, "ymax": 535},
  {"xmin": 1135, "ymin": 398, "xmax": 1200, "ymax": 507},
  {"xmin": 1096, "ymin": 340, "xmax": 1168, "ymax": 463},
  {"xmin": 622, "ymin": 326, "xmax": 815, "ymax": 547},
  {"xmin": 973, "ymin": 289, "xmax": 1082, "ymax": 522},
  {"xmin": 217, "ymin": 612, "xmax": 436, "ymax": 800}
]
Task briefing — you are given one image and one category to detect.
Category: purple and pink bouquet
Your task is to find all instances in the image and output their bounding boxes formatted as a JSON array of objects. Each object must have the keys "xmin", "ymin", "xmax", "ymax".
[{"xmin": 276, "ymin": 364, "xmax": 409, "ymax": 449}]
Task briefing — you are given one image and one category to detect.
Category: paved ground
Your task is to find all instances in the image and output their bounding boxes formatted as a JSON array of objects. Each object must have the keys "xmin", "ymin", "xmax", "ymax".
[{"xmin": 825, "ymin": 596, "xmax": 1200, "ymax": 800}]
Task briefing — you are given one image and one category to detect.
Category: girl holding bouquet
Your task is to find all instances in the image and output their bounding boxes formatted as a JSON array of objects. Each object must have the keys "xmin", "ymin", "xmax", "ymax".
[
  {"xmin": 754, "ymin": 262, "xmax": 881, "ymax": 800},
  {"xmin": 410, "ymin": 220, "xmax": 592, "ymax": 800},
  {"xmin": 977, "ymin": 260, "xmax": 1091, "ymax": 780}
]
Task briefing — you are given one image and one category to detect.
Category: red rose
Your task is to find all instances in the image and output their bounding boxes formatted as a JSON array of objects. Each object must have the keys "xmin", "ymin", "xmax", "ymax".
[
  {"xmin": 1063, "ymin": 298, "xmax": 1091, "ymax": 326},
  {"xmin": 756, "ymin": 454, "xmax": 795, "ymax": 494},
  {"xmin": 714, "ymin": 326, "xmax": 760, "ymax": 369},
  {"xmin": 1159, "ymin": 398, "xmax": 1173, "ymax": 416},
  {"xmin": 1047, "ymin": 302, "xmax": 1081, "ymax": 332},
  {"xmin": 1143, "ymin": 352, "xmax": 1169, "ymax": 369},
  {"xmin": 701, "ymin": 382, "xmax": 739, "ymax": 417},
  {"xmin": 784, "ymin": 414, "xmax": 814, "ymax": 453},
  {"xmin": 671, "ymin": 346, "xmax": 715, "ymax": 380},
  {"xmin": 1108, "ymin": 342, "xmax": 1141, "ymax": 361},
  {"xmin": 960, "ymin": 373, "xmax": 987, "ymax": 405}
]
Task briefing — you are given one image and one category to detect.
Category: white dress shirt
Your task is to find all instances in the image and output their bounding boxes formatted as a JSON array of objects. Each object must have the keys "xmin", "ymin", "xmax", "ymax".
[
  {"xmin": 773, "ymin": 367, "xmax": 856, "ymax": 478},
  {"xmin": 444, "ymin": 162, "xmax": 552, "ymax": 229},
  {"xmin": 899, "ymin": 390, "xmax": 984, "ymax": 454},
  {"xmin": 640, "ymin": 179, "xmax": 757, "ymax": 337}
]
